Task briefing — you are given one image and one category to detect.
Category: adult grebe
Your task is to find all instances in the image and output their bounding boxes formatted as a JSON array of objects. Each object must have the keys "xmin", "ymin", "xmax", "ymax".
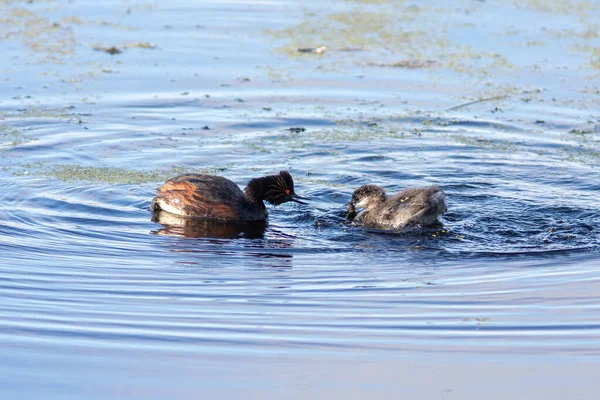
[{"xmin": 151, "ymin": 170, "xmax": 308, "ymax": 221}]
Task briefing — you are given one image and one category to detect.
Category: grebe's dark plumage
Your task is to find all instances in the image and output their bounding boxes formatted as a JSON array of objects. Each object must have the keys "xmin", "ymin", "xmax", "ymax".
[
  {"xmin": 347, "ymin": 184, "xmax": 447, "ymax": 230},
  {"xmin": 151, "ymin": 171, "xmax": 307, "ymax": 222}
]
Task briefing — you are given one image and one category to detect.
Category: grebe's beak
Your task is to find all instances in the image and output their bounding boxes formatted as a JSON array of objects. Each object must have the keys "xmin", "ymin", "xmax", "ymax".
[{"xmin": 291, "ymin": 194, "xmax": 309, "ymax": 205}]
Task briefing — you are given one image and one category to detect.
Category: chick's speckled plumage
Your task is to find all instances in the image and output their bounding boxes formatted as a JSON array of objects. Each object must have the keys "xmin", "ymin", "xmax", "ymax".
[{"xmin": 348, "ymin": 185, "xmax": 447, "ymax": 230}]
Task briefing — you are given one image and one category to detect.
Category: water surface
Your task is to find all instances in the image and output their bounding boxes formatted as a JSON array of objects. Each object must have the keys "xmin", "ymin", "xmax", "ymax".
[{"xmin": 1, "ymin": 0, "xmax": 600, "ymax": 398}]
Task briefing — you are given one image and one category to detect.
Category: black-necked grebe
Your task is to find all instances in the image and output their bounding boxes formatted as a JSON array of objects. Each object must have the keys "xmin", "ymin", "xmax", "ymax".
[
  {"xmin": 151, "ymin": 171, "xmax": 308, "ymax": 221},
  {"xmin": 347, "ymin": 184, "xmax": 447, "ymax": 230}
]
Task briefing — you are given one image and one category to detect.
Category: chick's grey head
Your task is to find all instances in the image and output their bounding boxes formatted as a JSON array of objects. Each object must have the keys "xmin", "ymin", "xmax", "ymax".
[{"xmin": 347, "ymin": 184, "xmax": 386, "ymax": 213}]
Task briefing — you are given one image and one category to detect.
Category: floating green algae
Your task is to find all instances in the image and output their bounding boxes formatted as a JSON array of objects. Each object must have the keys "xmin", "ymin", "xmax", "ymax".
[
  {"xmin": 296, "ymin": 176, "xmax": 349, "ymax": 189},
  {"xmin": 452, "ymin": 135, "xmax": 519, "ymax": 152},
  {"xmin": 560, "ymin": 145, "xmax": 600, "ymax": 164},
  {"xmin": 1, "ymin": 106, "xmax": 73, "ymax": 120},
  {"xmin": 92, "ymin": 42, "xmax": 157, "ymax": 54},
  {"xmin": 370, "ymin": 59, "xmax": 437, "ymax": 69},
  {"xmin": 265, "ymin": 6, "xmax": 441, "ymax": 56},
  {"xmin": 263, "ymin": 0, "xmax": 600, "ymax": 80},
  {"xmin": 0, "ymin": 124, "xmax": 35, "ymax": 151},
  {"xmin": 241, "ymin": 126, "xmax": 412, "ymax": 154},
  {"xmin": 512, "ymin": 0, "xmax": 600, "ymax": 16},
  {"xmin": 0, "ymin": 1, "xmax": 142, "ymax": 69},
  {"xmin": 575, "ymin": 45, "xmax": 600, "ymax": 69},
  {"xmin": 560, "ymin": 124, "xmax": 600, "ymax": 164},
  {"xmin": 17, "ymin": 164, "xmax": 225, "ymax": 185},
  {"xmin": 569, "ymin": 128, "xmax": 595, "ymax": 135},
  {"xmin": 264, "ymin": 2, "xmax": 514, "ymax": 75},
  {"xmin": 0, "ymin": 6, "xmax": 76, "ymax": 63}
]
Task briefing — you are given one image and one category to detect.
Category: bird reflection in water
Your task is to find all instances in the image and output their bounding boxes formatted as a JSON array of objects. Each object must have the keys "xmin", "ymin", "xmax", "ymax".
[
  {"xmin": 151, "ymin": 211, "xmax": 267, "ymax": 239},
  {"xmin": 151, "ymin": 212, "xmax": 296, "ymax": 268}
]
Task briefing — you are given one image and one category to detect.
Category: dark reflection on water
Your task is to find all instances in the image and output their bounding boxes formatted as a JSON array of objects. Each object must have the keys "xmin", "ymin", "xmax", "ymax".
[{"xmin": 151, "ymin": 211, "xmax": 268, "ymax": 239}]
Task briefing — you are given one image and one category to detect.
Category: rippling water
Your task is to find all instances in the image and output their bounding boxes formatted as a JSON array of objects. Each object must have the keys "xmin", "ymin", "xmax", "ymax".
[{"xmin": 1, "ymin": 0, "xmax": 600, "ymax": 398}]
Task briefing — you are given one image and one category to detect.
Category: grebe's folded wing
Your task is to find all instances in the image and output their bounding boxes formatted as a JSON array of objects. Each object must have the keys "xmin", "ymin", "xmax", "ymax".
[{"xmin": 152, "ymin": 179, "xmax": 240, "ymax": 220}]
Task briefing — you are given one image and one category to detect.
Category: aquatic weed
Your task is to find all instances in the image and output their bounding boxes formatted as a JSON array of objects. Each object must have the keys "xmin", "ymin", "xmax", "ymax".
[{"xmin": 16, "ymin": 164, "xmax": 224, "ymax": 185}]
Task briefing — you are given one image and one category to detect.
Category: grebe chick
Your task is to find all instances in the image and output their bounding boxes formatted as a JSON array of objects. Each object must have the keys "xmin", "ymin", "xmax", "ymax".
[
  {"xmin": 151, "ymin": 171, "xmax": 308, "ymax": 221},
  {"xmin": 347, "ymin": 184, "xmax": 447, "ymax": 230}
]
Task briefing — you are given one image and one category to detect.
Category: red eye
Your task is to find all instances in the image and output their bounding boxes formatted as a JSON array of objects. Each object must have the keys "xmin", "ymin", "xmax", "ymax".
[{"xmin": 285, "ymin": 189, "xmax": 290, "ymax": 195}]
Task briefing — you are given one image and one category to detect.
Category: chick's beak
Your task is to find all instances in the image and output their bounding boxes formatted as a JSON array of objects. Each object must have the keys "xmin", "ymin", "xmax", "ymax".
[
  {"xmin": 291, "ymin": 193, "xmax": 309, "ymax": 205},
  {"xmin": 346, "ymin": 201, "xmax": 356, "ymax": 213}
]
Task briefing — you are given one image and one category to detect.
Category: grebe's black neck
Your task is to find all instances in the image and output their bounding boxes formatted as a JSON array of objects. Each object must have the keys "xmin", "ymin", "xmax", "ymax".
[
  {"xmin": 244, "ymin": 176, "xmax": 273, "ymax": 205},
  {"xmin": 244, "ymin": 171, "xmax": 308, "ymax": 206}
]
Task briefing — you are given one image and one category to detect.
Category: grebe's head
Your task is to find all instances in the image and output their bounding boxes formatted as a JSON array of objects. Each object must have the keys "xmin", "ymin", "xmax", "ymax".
[
  {"xmin": 246, "ymin": 171, "xmax": 309, "ymax": 206},
  {"xmin": 347, "ymin": 184, "xmax": 386, "ymax": 213}
]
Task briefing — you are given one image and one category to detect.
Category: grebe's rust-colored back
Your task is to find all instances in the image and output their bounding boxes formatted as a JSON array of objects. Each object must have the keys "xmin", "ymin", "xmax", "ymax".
[{"xmin": 151, "ymin": 171, "xmax": 307, "ymax": 222}]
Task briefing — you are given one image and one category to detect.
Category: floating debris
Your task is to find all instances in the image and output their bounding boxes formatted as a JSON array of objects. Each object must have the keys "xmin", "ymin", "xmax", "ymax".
[
  {"xmin": 288, "ymin": 127, "xmax": 306, "ymax": 133},
  {"xmin": 93, "ymin": 45, "xmax": 122, "ymax": 55},
  {"xmin": 297, "ymin": 46, "xmax": 327, "ymax": 54}
]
